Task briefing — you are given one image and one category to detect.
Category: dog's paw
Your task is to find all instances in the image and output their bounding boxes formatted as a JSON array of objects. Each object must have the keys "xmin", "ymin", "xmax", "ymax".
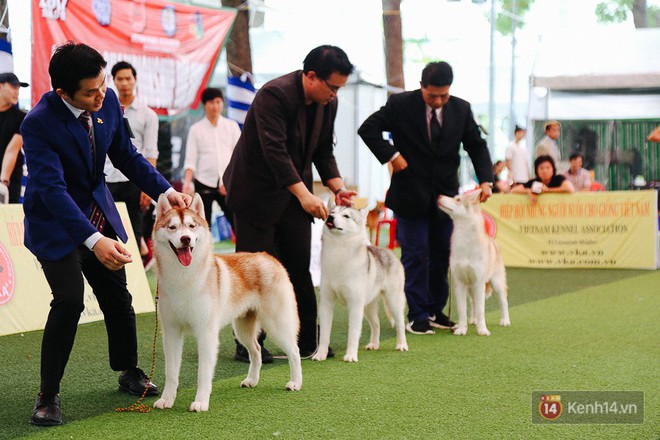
[
  {"xmin": 189, "ymin": 401, "xmax": 209, "ymax": 412},
  {"xmin": 365, "ymin": 342, "xmax": 379, "ymax": 350},
  {"xmin": 153, "ymin": 397, "xmax": 174, "ymax": 409},
  {"xmin": 343, "ymin": 353, "xmax": 359, "ymax": 363},
  {"xmin": 240, "ymin": 378, "xmax": 258, "ymax": 388},
  {"xmin": 453, "ymin": 326, "xmax": 468, "ymax": 336},
  {"xmin": 285, "ymin": 381, "xmax": 301, "ymax": 391},
  {"xmin": 396, "ymin": 343, "xmax": 409, "ymax": 352},
  {"xmin": 311, "ymin": 349, "xmax": 327, "ymax": 361},
  {"xmin": 477, "ymin": 327, "xmax": 491, "ymax": 336},
  {"xmin": 500, "ymin": 318, "xmax": 511, "ymax": 327}
]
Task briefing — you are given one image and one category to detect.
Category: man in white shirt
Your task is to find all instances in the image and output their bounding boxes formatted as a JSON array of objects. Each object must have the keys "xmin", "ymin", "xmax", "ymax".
[
  {"xmin": 505, "ymin": 125, "xmax": 529, "ymax": 185},
  {"xmin": 104, "ymin": 61, "xmax": 159, "ymax": 259},
  {"xmin": 183, "ymin": 88, "xmax": 241, "ymax": 227},
  {"xmin": 563, "ymin": 152, "xmax": 591, "ymax": 191}
]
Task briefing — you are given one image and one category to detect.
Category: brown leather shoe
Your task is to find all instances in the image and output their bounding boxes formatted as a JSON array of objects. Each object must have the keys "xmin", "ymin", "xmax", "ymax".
[{"xmin": 30, "ymin": 393, "xmax": 62, "ymax": 426}]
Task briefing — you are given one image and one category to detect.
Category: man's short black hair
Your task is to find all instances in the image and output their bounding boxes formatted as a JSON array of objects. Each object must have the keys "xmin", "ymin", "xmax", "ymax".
[
  {"xmin": 111, "ymin": 61, "xmax": 137, "ymax": 79},
  {"xmin": 49, "ymin": 42, "xmax": 107, "ymax": 97},
  {"xmin": 514, "ymin": 125, "xmax": 526, "ymax": 134},
  {"xmin": 569, "ymin": 151, "xmax": 583, "ymax": 161},
  {"xmin": 303, "ymin": 45, "xmax": 354, "ymax": 80},
  {"xmin": 201, "ymin": 87, "xmax": 223, "ymax": 104},
  {"xmin": 421, "ymin": 61, "xmax": 453, "ymax": 88}
]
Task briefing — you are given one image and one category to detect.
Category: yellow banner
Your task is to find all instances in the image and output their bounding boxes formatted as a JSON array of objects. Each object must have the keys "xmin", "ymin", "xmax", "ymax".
[
  {"xmin": 481, "ymin": 191, "xmax": 658, "ymax": 269},
  {"xmin": 0, "ymin": 203, "xmax": 154, "ymax": 337}
]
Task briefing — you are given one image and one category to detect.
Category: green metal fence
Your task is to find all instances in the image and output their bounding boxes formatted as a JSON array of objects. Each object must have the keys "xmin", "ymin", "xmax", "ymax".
[{"xmin": 533, "ymin": 119, "xmax": 660, "ymax": 191}]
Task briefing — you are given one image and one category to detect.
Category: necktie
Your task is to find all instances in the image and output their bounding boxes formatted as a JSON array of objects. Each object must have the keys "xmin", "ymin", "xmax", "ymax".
[
  {"xmin": 78, "ymin": 111, "xmax": 105, "ymax": 233},
  {"xmin": 78, "ymin": 111, "xmax": 96, "ymax": 173},
  {"xmin": 430, "ymin": 109, "xmax": 442, "ymax": 145}
]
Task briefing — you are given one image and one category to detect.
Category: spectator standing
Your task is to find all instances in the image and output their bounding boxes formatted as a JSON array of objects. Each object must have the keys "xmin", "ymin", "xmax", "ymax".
[
  {"xmin": 562, "ymin": 152, "xmax": 591, "ymax": 191},
  {"xmin": 505, "ymin": 125, "xmax": 529, "ymax": 185},
  {"xmin": 21, "ymin": 42, "xmax": 190, "ymax": 427},
  {"xmin": 535, "ymin": 120, "xmax": 567, "ymax": 172},
  {"xmin": 183, "ymin": 88, "xmax": 241, "ymax": 229},
  {"xmin": 104, "ymin": 61, "xmax": 159, "ymax": 261},
  {"xmin": 0, "ymin": 72, "xmax": 28, "ymax": 203},
  {"xmin": 358, "ymin": 61, "xmax": 494, "ymax": 335},
  {"xmin": 224, "ymin": 45, "xmax": 356, "ymax": 359}
]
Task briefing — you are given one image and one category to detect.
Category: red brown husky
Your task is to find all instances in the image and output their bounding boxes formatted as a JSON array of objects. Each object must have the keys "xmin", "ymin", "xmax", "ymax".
[{"xmin": 152, "ymin": 194, "xmax": 302, "ymax": 412}]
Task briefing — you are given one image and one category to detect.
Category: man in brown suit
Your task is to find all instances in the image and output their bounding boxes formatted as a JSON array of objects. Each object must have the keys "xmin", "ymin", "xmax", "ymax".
[{"xmin": 223, "ymin": 45, "xmax": 355, "ymax": 359}]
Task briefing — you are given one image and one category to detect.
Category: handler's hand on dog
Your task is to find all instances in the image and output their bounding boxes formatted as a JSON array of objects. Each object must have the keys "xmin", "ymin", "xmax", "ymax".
[
  {"xmin": 93, "ymin": 237, "xmax": 133, "ymax": 271},
  {"xmin": 335, "ymin": 189, "xmax": 357, "ymax": 207},
  {"xmin": 168, "ymin": 191, "xmax": 192, "ymax": 208},
  {"xmin": 478, "ymin": 182, "xmax": 493, "ymax": 203}
]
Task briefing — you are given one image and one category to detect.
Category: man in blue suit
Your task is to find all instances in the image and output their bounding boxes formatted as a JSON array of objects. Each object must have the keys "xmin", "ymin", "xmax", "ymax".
[{"xmin": 21, "ymin": 42, "xmax": 190, "ymax": 427}]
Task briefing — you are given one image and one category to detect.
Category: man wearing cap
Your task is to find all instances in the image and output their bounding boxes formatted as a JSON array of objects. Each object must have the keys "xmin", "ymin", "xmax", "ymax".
[{"xmin": 0, "ymin": 72, "xmax": 29, "ymax": 203}]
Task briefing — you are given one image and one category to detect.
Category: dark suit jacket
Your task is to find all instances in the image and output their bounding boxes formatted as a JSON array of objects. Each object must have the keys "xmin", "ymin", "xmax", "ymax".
[
  {"xmin": 358, "ymin": 90, "xmax": 493, "ymax": 219},
  {"xmin": 21, "ymin": 88, "xmax": 170, "ymax": 261},
  {"xmin": 224, "ymin": 71, "xmax": 341, "ymax": 226}
]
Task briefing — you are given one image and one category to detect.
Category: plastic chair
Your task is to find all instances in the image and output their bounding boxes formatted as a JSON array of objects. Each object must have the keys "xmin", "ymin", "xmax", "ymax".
[
  {"xmin": 590, "ymin": 181, "xmax": 605, "ymax": 192},
  {"xmin": 375, "ymin": 208, "xmax": 397, "ymax": 249}
]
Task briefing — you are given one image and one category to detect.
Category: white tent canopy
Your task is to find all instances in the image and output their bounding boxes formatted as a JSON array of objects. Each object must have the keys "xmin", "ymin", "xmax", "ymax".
[{"xmin": 528, "ymin": 29, "xmax": 660, "ymax": 121}]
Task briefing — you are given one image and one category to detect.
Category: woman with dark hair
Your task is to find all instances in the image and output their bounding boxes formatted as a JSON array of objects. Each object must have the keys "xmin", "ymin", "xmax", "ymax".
[{"xmin": 511, "ymin": 155, "xmax": 574, "ymax": 201}]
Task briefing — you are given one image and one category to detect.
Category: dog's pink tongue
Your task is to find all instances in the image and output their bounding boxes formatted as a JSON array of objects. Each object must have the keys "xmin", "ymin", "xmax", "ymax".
[{"xmin": 177, "ymin": 247, "xmax": 192, "ymax": 266}]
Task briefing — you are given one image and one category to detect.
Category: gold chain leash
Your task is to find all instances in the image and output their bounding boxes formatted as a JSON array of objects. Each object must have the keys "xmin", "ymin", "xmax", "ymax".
[{"xmin": 115, "ymin": 284, "xmax": 160, "ymax": 413}]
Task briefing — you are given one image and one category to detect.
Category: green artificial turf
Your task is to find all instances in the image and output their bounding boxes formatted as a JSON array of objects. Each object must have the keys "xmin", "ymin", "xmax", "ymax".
[{"xmin": 1, "ymin": 268, "xmax": 657, "ymax": 439}]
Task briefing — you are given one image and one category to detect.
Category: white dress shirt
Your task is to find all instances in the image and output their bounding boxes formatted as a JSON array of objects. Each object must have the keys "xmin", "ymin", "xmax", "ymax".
[
  {"xmin": 183, "ymin": 115, "xmax": 241, "ymax": 188},
  {"xmin": 104, "ymin": 96, "xmax": 159, "ymax": 183}
]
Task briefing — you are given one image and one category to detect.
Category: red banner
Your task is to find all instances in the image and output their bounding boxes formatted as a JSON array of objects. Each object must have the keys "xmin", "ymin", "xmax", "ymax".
[{"xmin": 32, "ymin": 0, "xmax": 236, "ymax": 115}]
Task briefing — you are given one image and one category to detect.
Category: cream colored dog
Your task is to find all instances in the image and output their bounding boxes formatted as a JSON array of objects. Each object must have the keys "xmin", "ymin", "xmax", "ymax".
[
  {"xmin": 313, "ymin": 203, "xmax": 408, "ymax": 362},
  {"xmin": 152, "ymin": 194, "xmax": 302, "ymax": 412},
  {"xmin": 437, "ymin": 190, "xmax": 510, "ymax": 336}
]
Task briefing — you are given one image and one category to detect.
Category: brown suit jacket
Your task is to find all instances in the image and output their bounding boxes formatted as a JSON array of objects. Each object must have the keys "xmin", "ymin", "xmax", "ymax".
[{"xmin": 223, "ymin": 71, "xmax": 341, "ymax": 226}]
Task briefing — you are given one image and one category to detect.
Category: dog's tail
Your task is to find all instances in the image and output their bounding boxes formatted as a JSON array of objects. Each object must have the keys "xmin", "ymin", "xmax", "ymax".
[
  {"xmin": 382, "ymin": 299, "xmax": 396, "ymax": 328},
  {"xmin": 485, "ymin": 282, "xmax": 494, "ymax": 298}
]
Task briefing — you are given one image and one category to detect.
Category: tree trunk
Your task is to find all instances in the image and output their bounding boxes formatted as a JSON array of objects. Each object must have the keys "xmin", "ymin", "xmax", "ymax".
[
  {"xmin": 382, "ymin": 0, "xmax": 404, "ymax": 94},
  {"xmin": 0, "ymin": 0, "xmax": 8, "ymax": 43},
  {"xmin": 221, "ymin": 0, "xmax": 253, "ymax": 76},
  {"xmin": 632, "ymin": 0, "xmax": 648, "ymax": 28}
]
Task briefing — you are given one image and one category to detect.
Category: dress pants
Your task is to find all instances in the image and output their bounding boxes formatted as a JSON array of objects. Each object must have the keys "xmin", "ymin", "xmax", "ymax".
[
  {"xmin": 38, "ymin": 227, "xmax": 137, "ymax": 395},
  {"xmin": 194, "ymin": 179, "xmax": 234, "ymax": 230},
  {"xmin": 395, "ymin": 209, "xmax": 453, "ymax": 322},
  {"xmin": 233, "ymin": 198, "xmax": 317, "ymax": 351}
]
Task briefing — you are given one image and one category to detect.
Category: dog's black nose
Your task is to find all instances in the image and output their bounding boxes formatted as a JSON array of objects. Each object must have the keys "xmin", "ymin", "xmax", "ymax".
[{"xmin": 181, "ymin": 236, "xmax": 191, "ymax": 246}]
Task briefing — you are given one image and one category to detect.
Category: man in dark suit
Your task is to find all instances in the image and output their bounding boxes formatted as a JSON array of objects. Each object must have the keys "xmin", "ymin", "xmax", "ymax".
[
  {"xmin": 224, "ymin": 45, "xmax": 356, "ymax": 359},
  {"xmin": 21, "ymin": 42, "xmax": 190, "ymax": 426},
  {"xmin": 358, "ymin": 61, "xmax": 494, "ymax": 335}
]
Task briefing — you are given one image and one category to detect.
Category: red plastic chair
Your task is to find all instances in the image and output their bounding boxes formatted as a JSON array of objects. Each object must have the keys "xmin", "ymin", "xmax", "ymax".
[
  {"xmin": 590, "ymin": 181, "xmax": 605, "ymax": 192},
  {"xmin": 375, "ymin": 208, "xmax": 397, "ymax": 249}
]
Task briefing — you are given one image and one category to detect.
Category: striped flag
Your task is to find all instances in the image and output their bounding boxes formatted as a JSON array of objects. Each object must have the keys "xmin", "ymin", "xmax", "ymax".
[{"xmin": 226, "ymin": 73, "xmax": 255, "ymax": 129}]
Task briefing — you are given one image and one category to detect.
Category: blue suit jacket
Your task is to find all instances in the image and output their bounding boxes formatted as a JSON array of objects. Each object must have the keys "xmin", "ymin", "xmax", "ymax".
[{"xmin": 21, "ymin": 88, "xmax": 170, "ymax": 261}]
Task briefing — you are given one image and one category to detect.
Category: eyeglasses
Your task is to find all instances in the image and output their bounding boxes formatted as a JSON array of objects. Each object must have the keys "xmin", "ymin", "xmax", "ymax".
[{"xmin": 321, "ymin": 78, "xmax": 341, "ymax": 94}]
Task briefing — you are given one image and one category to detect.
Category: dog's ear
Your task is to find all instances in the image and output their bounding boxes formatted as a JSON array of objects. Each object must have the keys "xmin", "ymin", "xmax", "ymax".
[
  {"xmin": 190, "ymin": 193, "xmax": 205, "ymax": 219},
  {"xmin": 156, "ymin": 194, "xmax": 172, "ymax": 221},
  {"xmin": 469, "ymin": 189, "xmax": 482, "ymax": 204},
  {"xmin": 327, "ymin": 194, "xmax": 336, "ymax": 210}
]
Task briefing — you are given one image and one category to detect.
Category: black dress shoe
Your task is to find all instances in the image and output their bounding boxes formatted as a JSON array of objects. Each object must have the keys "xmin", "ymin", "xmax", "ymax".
[
  {"xmin": 31, "ymin": 393, "xmax": 62, "ymax": 426},
  {"xmin": 234, "ymin": 343, "xmax": 274, "ymax": 364},
  {"xmin": 118, "ymin": 368, "xmax": 159, "ymax": 396}
]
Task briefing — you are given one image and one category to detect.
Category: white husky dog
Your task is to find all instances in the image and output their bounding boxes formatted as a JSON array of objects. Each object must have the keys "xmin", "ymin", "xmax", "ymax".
[
  {"xmin": 312, "ymin": 202, "xmax": 408, "ymax": 362},
  {"xmin": 152, "ymin": 194, "xmax": 302, "ymax": 412},
  {"xmin": 437, "ymin": 190, "xmax": 510, "ymax": 336}
]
